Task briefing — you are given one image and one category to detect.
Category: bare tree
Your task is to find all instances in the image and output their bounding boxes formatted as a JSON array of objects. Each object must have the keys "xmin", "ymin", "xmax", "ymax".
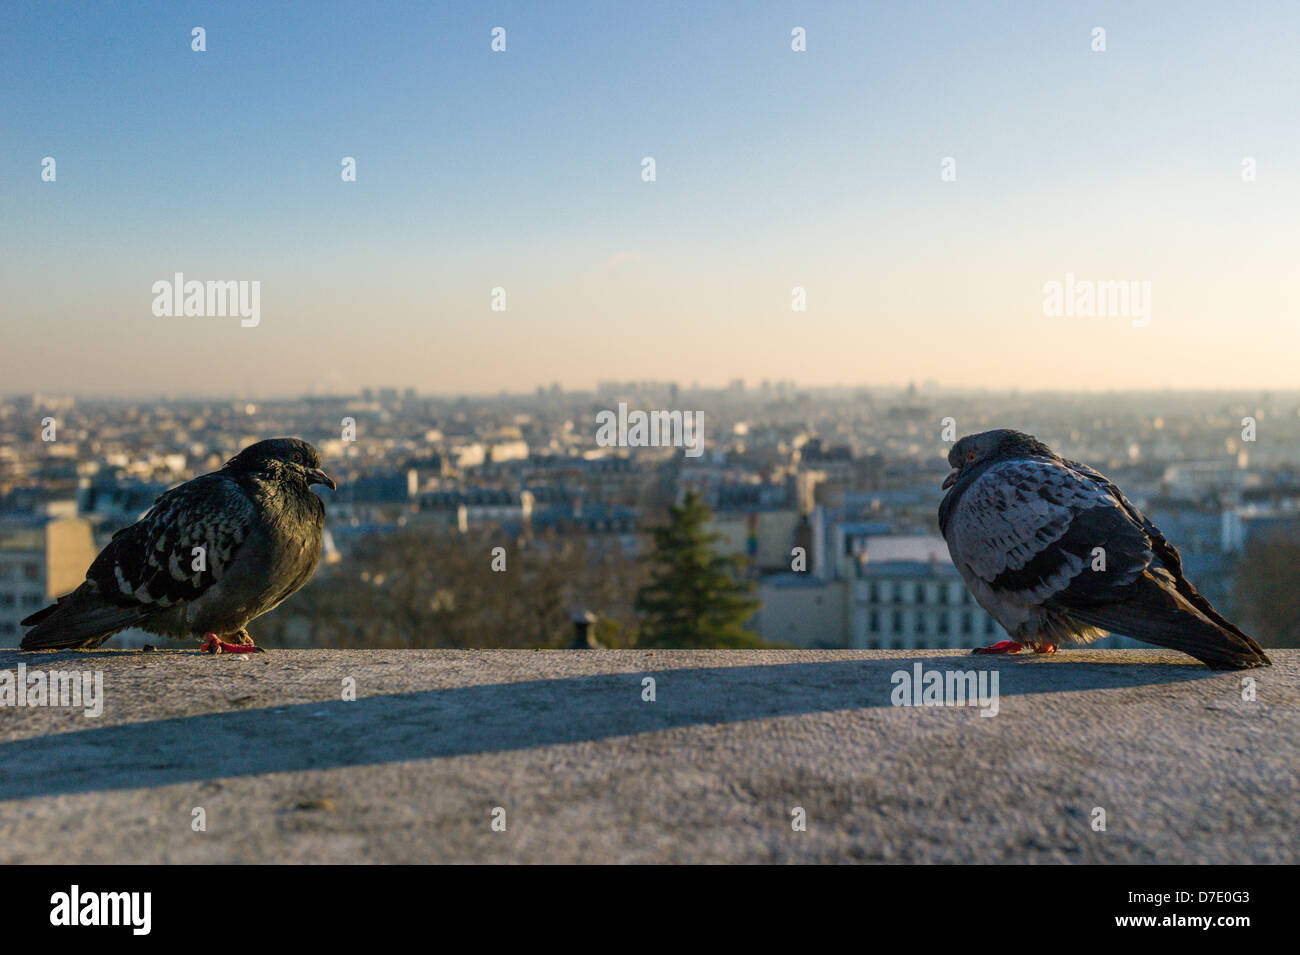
[{"xmin": 259, "ymin": 526, "xmax": 647, "ymax": 649}]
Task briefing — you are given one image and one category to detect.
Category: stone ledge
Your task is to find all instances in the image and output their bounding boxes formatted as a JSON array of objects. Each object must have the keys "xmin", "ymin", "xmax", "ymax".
[{"xmin": 0, "ymin": 648, "xmax": 1295, "ymax": 863}]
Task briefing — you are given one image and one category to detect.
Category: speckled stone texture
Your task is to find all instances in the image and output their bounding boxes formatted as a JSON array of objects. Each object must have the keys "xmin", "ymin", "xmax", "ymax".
[{"xmin": 0, "ymin": 648, "xmax": 1294, "ymax": 863}]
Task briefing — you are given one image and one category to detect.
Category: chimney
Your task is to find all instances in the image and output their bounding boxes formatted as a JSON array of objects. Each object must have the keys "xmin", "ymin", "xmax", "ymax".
[{"xmin": 569, "ymin": 609, "xmax": 600, "ymax": 649}]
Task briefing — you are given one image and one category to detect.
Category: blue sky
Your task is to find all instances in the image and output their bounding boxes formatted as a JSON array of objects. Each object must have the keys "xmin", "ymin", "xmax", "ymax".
[{"xmin": 2, "ymin": 1, "xmax": 1298, "ymax": 395}]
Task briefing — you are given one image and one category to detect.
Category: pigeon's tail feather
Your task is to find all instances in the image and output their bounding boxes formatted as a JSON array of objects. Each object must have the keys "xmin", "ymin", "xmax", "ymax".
[
  {"xmin": 19, "ymin": 588, "xmax": 145, "ymax": 651},
  {"xmin": 18, "ymin": 602, "xmax": 60, "ymax": 628},
  {"xmin": 1062, "ymin": 571, "xmax": 1271, "ymax": 670}
]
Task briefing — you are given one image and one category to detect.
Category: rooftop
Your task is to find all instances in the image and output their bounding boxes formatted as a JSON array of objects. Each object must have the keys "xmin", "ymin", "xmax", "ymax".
[{"xmin": 859, "ymin": 534, "xmax": 951, "ymax": 564}]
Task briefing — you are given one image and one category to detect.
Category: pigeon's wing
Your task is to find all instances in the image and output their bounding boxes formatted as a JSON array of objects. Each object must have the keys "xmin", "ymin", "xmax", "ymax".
[
  {"xmin": 1064, "ymin": 459, "xmax": 1184, "ymax": 571},
  {"xmin": 946, "ymin": 458, "xmax": 1153, "ymax": 608},
  {"xmin": 1063, "ymin": 459, "xmax": 1257, "ymax": 632},
  {"xmin": 21, "ymin": 475, "xmax": 256, "ymax": 649},
  {"xmin": 92, "ymin": 474, "xmax": 257, "ymax": 608},
  {"xmin": 1058, "ymin": 458, "xmax": 1270, "ymax": 666}
]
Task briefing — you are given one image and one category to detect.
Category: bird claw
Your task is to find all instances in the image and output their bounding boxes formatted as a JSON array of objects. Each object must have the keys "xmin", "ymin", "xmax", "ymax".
[
  {"xmin": 972, "ymin": 640, "xmax": 1024, "ymax": 655},
  {"xmin": 199, "ymin": 634, "xmax": 265, "ymax": 654}
]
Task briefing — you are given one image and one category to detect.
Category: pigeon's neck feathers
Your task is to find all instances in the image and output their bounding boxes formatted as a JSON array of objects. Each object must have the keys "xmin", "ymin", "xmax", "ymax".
[
  {"xmin": 221, "ymin": 463, "xmax": 323, "ymax": 527},
  {"xmin": 939, "ymin": 443, "xmax": 1061, "ymax": 536},
  {"xmin": 939, "ymin": 472, "xmax": 975, "ymax": 536},
  {"xmin": 992, "ymin": 431, "xmax": 1058, "ymax": 462}
]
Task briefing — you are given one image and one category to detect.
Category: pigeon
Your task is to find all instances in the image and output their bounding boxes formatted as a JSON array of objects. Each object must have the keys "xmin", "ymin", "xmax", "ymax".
[
  {"xmin": 20, "ymin": 438, "xmax": 336, "ymax": 654},
  {"xmin": 938, "ymin": 429, "xmax": 1271, "ymax": 669}
]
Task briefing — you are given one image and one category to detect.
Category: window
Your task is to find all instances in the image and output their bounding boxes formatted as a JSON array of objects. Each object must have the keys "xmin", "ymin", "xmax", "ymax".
[{"xmin": 21, "ymin": 563, "xmax": 40, "ymax": 582}]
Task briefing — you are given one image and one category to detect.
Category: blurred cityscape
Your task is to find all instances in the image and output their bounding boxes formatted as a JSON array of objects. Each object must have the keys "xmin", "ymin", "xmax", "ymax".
[{"xmin": 2, "ymin": 383, "xmax": 1299, "ymax": 650}]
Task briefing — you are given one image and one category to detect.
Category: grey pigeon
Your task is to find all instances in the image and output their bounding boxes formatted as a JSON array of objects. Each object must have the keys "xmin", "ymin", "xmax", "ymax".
[
  {"xmin": 939, "ymin": 429, "xmax": 1270, "ymax": 669},
  {"xmin": 20, "ymin": 438, "xmax": 336, "ymax": 654}
]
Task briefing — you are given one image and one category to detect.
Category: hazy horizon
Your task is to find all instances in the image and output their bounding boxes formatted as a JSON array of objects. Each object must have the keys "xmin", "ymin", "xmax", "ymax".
[
  {"xmin": 8, "ymin": 383, "xmax": 1300, "ymax": 404},
  {"xmin": 4, "ymin": 1, "xmax": 1298, "ymax": 396}
]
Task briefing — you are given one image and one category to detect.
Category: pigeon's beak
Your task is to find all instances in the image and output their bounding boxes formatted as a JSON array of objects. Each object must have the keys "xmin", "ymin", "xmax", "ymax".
[
  {"xmin": 942, "ymin": 469, "xmax": 960, "ymax": 490},
  {"xmin": 306, "ymin": 467, "xmax": 337, "ymax": 491}
]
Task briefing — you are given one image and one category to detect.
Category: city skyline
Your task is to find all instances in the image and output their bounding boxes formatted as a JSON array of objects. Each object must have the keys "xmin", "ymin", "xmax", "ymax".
[
  {"xmin": 5, "ymin": 386, "xmax": 1298, "ymax": 656},
  {"xmin": 4, "ymin": 1, "xmax": 1299, "ymax": 395},
  {"xmin": 5, "ymin": 382, "xmax": 1300, "ymax": 403}
]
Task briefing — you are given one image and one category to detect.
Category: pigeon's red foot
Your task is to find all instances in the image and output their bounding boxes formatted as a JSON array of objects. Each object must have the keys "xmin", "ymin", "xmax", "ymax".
[
  {"xmin": 1030, "ymin": 642, "xmax": 1058, "ymax": 655},
  {"xmin": 972, "ymin": 640, "xmax": 1024, "ymax": 655},
  {"xmin": 199, "ymin": 633, "xmax": 264, "ymax": 654}
]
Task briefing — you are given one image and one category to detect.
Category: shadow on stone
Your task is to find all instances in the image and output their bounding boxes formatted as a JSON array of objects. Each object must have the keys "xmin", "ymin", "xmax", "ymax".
[{"xmin": 0, "ymin": 655, "xmax": 1217, "ymax": 801}]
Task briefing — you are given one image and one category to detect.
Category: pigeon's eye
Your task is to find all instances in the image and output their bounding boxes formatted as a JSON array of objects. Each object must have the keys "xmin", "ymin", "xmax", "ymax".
[
  {"xmin": 966, "ymin": 451, "xmax": 977, "ymax": 462},
  {"xmin": 291, "ymin": 452, "xmax": 302, "ymax": 463}
]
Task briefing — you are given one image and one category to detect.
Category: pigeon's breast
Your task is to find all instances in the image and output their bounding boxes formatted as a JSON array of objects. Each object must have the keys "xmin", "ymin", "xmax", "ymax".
[
  {"xmin": 183, "ymin": 487, "xmax": 325, "ymax": 633},
  {"xmin": 254, "ymin": 494, "xmax": 325, "ymax": 596}
]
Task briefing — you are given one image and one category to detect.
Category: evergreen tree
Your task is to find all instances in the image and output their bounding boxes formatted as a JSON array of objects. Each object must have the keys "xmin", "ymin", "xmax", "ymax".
[{"xmin": 635, "ymin": 490, "xmax": 762, "ymax": 648}]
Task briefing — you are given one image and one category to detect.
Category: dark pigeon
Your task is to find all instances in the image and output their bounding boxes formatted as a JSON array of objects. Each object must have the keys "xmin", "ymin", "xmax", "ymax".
[
  {"xmin": 938, "ymin": 429, "xmax": 1270, "ymax": 669},
  {"xmin": 20, "ymin": 438, "xmax": 336, "ymax": 654}
]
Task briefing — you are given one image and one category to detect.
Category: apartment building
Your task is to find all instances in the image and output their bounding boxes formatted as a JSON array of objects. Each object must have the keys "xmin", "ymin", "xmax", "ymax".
[{"xmin": 0, "ymin": 512, "xmax": 97, "ymax": 647}]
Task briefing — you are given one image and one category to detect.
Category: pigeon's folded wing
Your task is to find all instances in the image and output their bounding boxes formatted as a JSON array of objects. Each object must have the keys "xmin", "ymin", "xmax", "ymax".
[
  {"xmin": 947, "ymin": 458, "xmax": 1153, "ymax": 607},
  {"xmin": 90, "ymin": 474, "xmax": 257, "ymax": 610},
  {"xmin": 1059, "ymin": 457, "xmax": 1266, "ymax": 656}
]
